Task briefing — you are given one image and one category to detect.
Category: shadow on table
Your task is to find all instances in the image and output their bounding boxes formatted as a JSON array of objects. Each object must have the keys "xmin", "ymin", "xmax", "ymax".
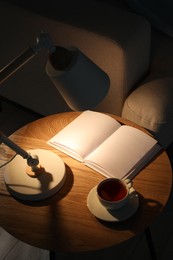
[
  {"xmin": 14, "ymin": 163, "xmax": 74, "ymax": 206},
  {"xmin": 98, "ymin": 192, "xmax": 163, "ymax": 235}
]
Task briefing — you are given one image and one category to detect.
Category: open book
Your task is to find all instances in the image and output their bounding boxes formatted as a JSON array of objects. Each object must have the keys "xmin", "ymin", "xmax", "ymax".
[{"xmin": 47, "ymin": 111, "xmax": 161, "ymax": 180}]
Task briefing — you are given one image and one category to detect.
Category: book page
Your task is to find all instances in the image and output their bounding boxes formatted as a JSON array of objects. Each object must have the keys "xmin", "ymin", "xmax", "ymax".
[
  {"xmin": 85, "ymin": 125, "xmax": 161, "ymax": 179},
  {"xmin": 47, "ymin": 111, "xmax": 121, "ymax": 161}
]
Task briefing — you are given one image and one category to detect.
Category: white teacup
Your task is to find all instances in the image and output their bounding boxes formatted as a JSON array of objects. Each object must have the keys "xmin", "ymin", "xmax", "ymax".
[{"xmin": 97, "ymin": 178, "xmax": 132, "ymax": 210}]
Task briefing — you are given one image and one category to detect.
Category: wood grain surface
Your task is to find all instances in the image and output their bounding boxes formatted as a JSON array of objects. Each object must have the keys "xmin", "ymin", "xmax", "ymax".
[{"xmin": 0, "ymin": 112, "xmax": 172, "ymax": 252}]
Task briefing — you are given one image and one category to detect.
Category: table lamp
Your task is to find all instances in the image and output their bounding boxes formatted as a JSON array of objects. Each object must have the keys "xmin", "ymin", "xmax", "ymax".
[{"xmin": 0, "ymin": 32, "xmax": 110, "ymax": 201}]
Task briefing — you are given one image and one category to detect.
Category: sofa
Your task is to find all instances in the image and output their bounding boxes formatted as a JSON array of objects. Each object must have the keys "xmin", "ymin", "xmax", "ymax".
[{"xmin": 1, "ymin": 0, "xmax": 173, "ymax": 148}]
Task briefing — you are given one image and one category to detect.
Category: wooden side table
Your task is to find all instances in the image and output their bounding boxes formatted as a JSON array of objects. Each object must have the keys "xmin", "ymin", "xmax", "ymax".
[{"xmin": 0, "ymin": 112, "xmax": 172, "ymax": 257}]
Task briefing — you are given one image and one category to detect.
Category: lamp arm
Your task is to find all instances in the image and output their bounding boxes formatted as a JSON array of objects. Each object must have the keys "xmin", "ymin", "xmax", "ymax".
[
  {"xmin": 0, "ymin": 32, "xmax": 56, "ymax": 84},
  {"xmin": 0, "ymin": 32, "xmax": 56, "ymax": 169},
  {"xmin": 0, "ymin": 131, "xmax": 39, "ymax": 168},
  {"xmin": 0, "ymin": 47, "xmax": 36, "ymax": 84}
]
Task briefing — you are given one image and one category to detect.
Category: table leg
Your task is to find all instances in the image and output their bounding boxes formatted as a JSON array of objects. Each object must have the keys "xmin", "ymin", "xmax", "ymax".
[
  {"xmin": 145, "ymin": 227, "xmax": 157, "ymax": 260},
  {"xmin": 0, "ymin": 96, "xmax": 2, "ymax": 112}
]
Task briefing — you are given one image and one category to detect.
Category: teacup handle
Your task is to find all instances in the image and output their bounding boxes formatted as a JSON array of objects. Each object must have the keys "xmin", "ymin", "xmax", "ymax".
[
  {"xmin": 124, "ymin": 178, "xmax": 132, "ymax": 189},
  {"xmin": 124, "ymin": 179, "xmax": 138, "ymax": 199}
]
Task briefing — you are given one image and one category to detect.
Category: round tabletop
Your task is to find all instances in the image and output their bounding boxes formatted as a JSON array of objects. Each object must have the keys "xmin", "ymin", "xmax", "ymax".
[{"xmin": 0, "ymin": 112, "xmax": 172, "ymax": 252}]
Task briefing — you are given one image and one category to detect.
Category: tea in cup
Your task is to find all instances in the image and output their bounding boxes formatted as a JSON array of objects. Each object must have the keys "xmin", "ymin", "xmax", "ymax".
[{"xmin": 97, "ymin": 178, "xmax": 132, "ymax": 210}]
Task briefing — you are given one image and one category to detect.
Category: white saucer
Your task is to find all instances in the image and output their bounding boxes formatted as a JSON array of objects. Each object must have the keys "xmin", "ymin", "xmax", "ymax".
[{"xmin": 87, "ymin": 185, "xmax": 139, "ymax": 222}]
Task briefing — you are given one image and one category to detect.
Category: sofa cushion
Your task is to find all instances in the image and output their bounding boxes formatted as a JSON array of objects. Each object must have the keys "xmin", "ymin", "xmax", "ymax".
[{"xmin": 122, "ymin": 77, "xmax": 173, "ymax": 147}]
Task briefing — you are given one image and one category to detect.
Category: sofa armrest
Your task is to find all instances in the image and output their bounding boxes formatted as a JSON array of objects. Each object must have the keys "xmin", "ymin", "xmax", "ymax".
[{"xmin": 122, "ymin": 77, "xmax": 173, "ymax": 147}]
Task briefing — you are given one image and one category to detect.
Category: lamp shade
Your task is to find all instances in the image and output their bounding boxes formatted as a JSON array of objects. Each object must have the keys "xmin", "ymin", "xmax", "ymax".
[{"xmin": 46, "ymin": 47, "xmax": 110, "ymax": 110}]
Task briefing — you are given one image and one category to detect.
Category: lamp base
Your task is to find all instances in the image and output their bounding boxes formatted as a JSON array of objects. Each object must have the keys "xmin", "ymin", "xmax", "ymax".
[{"xmin": 4, "ymin": 149, "xmax": 66, "ymax": 201}]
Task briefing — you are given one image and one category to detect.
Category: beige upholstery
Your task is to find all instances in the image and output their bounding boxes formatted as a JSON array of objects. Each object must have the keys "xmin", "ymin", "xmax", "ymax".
[
  {"xmin": 0, "ymin": 1, "xmax": 151, "ymax": 116},
  {"xmin": 122, "ymin": 77, "xmax": 173, "ymax": 147},
  {"xmin": 3, "ymin": 1, "xmax": 172, "ymax": 147}
]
